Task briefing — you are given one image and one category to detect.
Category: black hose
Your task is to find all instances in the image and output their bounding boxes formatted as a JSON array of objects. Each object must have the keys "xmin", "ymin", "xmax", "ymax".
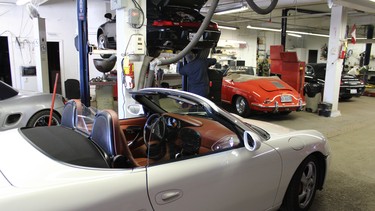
[
  {"xmin": 158, "ymin": 0, "xmax": 220, "ymax": 65},
  {"xmin": 245, "ymin": 0, "xmax": 278, "ymax": 15}
]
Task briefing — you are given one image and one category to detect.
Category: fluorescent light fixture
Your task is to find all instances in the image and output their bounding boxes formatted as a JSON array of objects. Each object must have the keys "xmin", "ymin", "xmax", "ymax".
[
  {"xmin": 16, "ymin": 0, "xmax": 31, "ymax": 5},
  {"xmin": 218, "ymin": 25, "xmax": 239, "ymax": 30},
  {"xmin": 247, "ymin": 25, "xmax": 329, "ymax": 38},
  {"xmin": 215, "ymin": 6, "xmax": 248, "ymax": 15},
  {"xmin": 0, "ymin": 2, "xmax": 16, "ymax": 5},
  {"xmin": 287, "ymin": 33, "xmax": 302, "ymax": 38},
  {"xmin": 226, "ymin": 40, "xmax": 247, "ymax": 44},
  {"xmin": 247, "ymin": 25, "xmax": 281, "ymax": 32}
]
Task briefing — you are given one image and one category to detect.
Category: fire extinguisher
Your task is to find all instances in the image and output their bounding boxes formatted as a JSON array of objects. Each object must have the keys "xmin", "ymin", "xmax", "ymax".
[
  {"xmin": 122, "ymin": 57, "xmax": 135, "ymax": 89},
  {"xmin": 339, "ymin": 40, "xmax": 348, "ymax": 59}
]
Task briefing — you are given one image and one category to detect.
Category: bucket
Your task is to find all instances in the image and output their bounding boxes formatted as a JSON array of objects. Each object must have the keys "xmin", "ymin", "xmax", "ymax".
[{"xmin": 318, "ymin": 102, "xmax": 332, "ymax": 117}]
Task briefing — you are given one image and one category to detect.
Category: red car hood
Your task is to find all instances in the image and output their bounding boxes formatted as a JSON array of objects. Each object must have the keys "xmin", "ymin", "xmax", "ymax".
[{"xmin": 228, "ymin": 76, "xmax": 293, "ymax": 92}]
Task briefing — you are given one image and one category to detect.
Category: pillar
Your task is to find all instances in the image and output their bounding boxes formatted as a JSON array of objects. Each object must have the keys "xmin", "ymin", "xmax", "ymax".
[{"xmin": 323, "ymin": 5, "xmax": 347, "ymax": 117}]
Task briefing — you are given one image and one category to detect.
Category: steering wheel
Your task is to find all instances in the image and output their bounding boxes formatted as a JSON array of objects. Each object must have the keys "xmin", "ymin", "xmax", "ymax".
[{"xmin": 143, "ymin": 113, "xmax": 166, "ymax": 145}]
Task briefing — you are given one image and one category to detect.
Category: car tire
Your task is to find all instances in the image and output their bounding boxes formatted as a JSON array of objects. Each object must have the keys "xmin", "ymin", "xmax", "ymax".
[
  {"xmin": 98, "ymin": 33, "xmax": 111, "ymax": 58},
  {"xmin": 27, "ymin": 110, "xmax": 61, "ymax": 128},
  {"xmin": 281, "ymin": 155, "xmax": 319, "ymax": 211},
  {"xmin": 235, "ymin": 96, "xmax": 250, "ymax": 117}
]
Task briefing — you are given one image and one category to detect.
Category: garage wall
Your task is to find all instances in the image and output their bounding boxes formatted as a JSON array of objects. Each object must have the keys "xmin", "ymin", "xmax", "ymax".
[
  {"xmin": 0, "ymin": 0, "xmax": 108, "ymax": 94},
  {"xmin": 216, "ymin": 28, "xmax": 259, "ymax": 67}
]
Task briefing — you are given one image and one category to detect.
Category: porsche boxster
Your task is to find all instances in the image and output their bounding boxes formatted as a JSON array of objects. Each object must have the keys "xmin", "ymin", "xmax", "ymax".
[
  {"xmin": 0, "ymin": 80, "xmax": 65, "ymax": 131},
  {"xmin": 221, "ymin": 67, "xmax": 305, "ymax": 116},
  {"xmin": 0, "ymin": 88, "xmax": 329, "ymax": 211}
]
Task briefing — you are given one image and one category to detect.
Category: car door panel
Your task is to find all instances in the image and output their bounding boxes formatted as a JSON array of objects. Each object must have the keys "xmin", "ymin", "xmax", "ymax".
[
  {"xmin": 221, "ymin": 79, "xmax": 235, "ymax": 103},
  {"xmin": 146, "ymin": 145, "xmax": 282, "ymax": 211}
]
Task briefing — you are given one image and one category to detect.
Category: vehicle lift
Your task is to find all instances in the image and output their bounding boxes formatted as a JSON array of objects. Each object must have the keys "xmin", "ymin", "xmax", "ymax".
[{"xmin": 76, "ymin": 0, "xmax": 90, "ymax": 107}]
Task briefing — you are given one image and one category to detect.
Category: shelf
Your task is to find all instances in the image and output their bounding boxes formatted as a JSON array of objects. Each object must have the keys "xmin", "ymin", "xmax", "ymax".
[{"xmin": 90, "ymin": 49, "xmax": 117, "ymax": 55}]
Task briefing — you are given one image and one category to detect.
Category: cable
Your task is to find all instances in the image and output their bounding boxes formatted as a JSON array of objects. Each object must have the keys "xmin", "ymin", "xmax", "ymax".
[{"xmin": 123, "ymin": 33, "xmax": 142, "ymax": 56}]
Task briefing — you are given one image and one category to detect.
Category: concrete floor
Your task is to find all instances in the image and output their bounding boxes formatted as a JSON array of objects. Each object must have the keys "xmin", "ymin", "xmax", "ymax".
[{"xmin": 247, "ymin": 96, "xmax": 375, "ymax": 211}]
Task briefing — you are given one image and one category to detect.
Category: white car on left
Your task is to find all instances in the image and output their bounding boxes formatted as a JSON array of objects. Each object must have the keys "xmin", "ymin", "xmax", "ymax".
[{"xmin": 0, "ymin": 80, "xmax": 65, "ymax": 131}]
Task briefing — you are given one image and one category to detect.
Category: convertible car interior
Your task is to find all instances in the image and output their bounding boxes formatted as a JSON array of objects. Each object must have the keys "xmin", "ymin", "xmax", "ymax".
[{"xmin": 20, "ymin": 97, "xmax": 242, "ymax": 169}]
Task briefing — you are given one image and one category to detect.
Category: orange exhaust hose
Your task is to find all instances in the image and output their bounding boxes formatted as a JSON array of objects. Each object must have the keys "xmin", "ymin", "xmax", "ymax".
[{"xmin": 49, "ymin": 73, "xmax": 59, "ymax": 126}]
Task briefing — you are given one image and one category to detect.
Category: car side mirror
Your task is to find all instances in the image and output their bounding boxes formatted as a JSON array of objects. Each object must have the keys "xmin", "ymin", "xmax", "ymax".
[
  {"xmin": 104, "ymin": 13, "xmax": 112, "ymax": 20},
  {"xmin": 243, "ymin": 131, "xmax": 261, "ymax": 151},
  {"xmin": 127, "ymin": 104, "xmax": 144, "ymax": 116}
]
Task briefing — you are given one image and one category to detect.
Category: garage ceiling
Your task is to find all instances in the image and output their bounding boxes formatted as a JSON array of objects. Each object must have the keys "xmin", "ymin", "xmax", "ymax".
[
  {"xmin": 203, "ymin": 0, "xmax": 375, "ymax": 37},
  {"xmin": 3, "ymin": 0, "xmax": 374, "ymax": 37}
]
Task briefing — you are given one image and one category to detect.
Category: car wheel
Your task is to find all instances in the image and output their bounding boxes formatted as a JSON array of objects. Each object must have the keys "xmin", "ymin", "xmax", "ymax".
[
  {"xmin": 235, "ymin": 96, "xmax": 250, "ymax": 117},
  {"xmin": 27, "ymin": 111, "xmax": 61, "ymax": 128},
  {"xmin": 98, "ymin": 33, "xmax": 111, "ymax": 58},
  {"xmin": 281, "ymin": 155, "xmax": 318, "ymax": 211}
]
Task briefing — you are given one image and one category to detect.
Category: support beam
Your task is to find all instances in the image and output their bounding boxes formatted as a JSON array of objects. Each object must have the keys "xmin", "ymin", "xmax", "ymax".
[
  {"xmin": 364, "ymin": 25, "xmax": 374, "ymax": 66},
  {"xmin": 323, "ymin": 5, "xmax": 348, "ymax": 117},
  {"xmin": 76, "ymin": 0, "xmax": 90, "ymax": 106},
  {"xmin": 33, "ymin": 17, "xmax": 50, "ymax": 93},
  {"xmin": 116, "ymin": 2, "xmax": 147, "ymax": 118}
]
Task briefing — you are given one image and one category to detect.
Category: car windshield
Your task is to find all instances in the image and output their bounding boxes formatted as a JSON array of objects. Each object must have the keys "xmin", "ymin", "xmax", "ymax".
[
  {"xmin": 143, "ymin": 93, "xmax": 209, "ymax": 118},
  {"xmin": 225, "ymin": 66, "xmax": 255, "ymax": 76},
  {"xmin": 76, "ymin": 104, "xmax": 98, "ymax": 135},
  {"xmin": 0, "ymin": 81, "xmax": 18, "ymax": 100}
]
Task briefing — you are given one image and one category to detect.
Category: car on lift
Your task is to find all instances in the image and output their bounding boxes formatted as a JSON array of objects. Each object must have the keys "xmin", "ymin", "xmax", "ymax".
[
  {"xmin": 0, "ymin": 88, "xmax": 329, "ymax": 211},
  {"xmin": 0, "ymin": 80, "xmax": 65, "ymax": 131},
  {"xmin": 220, "ymin": 66, "xmax": 305, "ymax": 117},
  {"xmin": 97, "ymin": 0, "xmax": 221, "ymax": 57},
  {"xmin": 305, "ymin": 63, "xmax": 365, "ymax": 100}
]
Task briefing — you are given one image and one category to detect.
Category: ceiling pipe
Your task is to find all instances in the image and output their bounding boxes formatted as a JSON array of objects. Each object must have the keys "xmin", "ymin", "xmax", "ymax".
[
  {"xmin": 144, "ymin": 0, "xmax": 220, "ymax": 88},
  {"xmin": 281, "ymin": 9, "xmax": 288, "ymax": 51}
]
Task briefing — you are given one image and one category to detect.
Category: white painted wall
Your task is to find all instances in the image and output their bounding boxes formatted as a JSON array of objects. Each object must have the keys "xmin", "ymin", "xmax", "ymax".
[
  {"xmin": 0, "ymin": 0, "xmax": 109, "ymax": 96},
  {"xmin": 216, "ymin": 27, "xmax": 257, "ymax": 67}
]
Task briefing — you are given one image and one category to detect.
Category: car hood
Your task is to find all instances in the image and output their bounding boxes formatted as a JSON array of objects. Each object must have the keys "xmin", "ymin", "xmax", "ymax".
[
  {"xmin": 232, "ymin": 113, "xmax": 295, "ymax": 136},
  {"xmin": 233, "ymin": 76, "xmax": 294, "ymax": 92},
  {"xmin": 18, "ymin": 90, "xmax": 46, "ymax": 97}
]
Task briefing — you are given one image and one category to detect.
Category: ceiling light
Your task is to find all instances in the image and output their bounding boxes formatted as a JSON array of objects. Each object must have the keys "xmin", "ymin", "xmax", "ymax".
[
  {"xmin": 215, "ymin": 6, "xmax": 248, "ymax": 15},
  {"xmin": 226, "ymin": 40, "xmax": 247, "ymax": 44},
  {"xmin": 247, "ymin": 25, "xmax": 329, "ymax": 38},
  {"xmin": 370, "ymin": 0, "xmax": 375, "ymax": 2},
  {"xmin": 218, "ymin": 25, "xmax": 239, "ymax": 30},
  {"xmin": 288, "ymin": 33, "xmax": 302, "ymax": 38},
  {"xmin": 246, "ymin": 25, "xmax": 281, "ymax": 32},
  {"xmin": 16, "ymin": 0, "xmax": 31, "ymax": 5}
]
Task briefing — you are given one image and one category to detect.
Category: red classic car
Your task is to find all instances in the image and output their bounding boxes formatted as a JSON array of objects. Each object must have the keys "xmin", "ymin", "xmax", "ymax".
[{"xmin": 220, "ymin": 67, "xmax": 305, "ymax": 117}]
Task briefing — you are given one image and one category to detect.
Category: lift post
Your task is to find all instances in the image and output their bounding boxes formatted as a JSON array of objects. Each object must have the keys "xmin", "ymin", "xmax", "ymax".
[{"xmin": 77, "ymin": 0, "xmax": 90, "ymax": 106}]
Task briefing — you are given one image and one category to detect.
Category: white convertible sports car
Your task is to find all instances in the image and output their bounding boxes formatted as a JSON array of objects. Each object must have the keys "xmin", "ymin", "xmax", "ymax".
[{"xmin": 0, "ymin": 88, "xmax": 330, "ymax": 211}]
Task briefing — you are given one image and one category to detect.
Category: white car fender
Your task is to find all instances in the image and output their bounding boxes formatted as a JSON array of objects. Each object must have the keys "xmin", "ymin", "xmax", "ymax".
[{"xmin": 267, "ymin": 130, "xmax": 330, "ymax": 206}]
